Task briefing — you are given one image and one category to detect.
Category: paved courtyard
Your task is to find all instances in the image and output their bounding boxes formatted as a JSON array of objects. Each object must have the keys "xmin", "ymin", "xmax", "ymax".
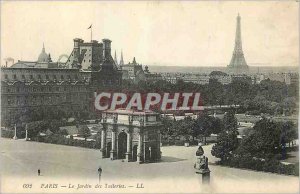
[{"xmin": 0, "ymin": 138, "xmax": 299, "ymax": 193}]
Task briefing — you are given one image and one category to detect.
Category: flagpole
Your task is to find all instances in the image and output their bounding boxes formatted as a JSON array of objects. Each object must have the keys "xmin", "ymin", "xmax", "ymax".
[{"xmin": 91, "ymin": 26, "xmax": 92, "ymax": 42}]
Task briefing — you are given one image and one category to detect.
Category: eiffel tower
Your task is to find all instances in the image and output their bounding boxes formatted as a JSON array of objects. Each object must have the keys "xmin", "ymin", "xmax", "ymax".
[{"xmin": 228, "ymin": 14, "xmax": 249, "ymax": 73}]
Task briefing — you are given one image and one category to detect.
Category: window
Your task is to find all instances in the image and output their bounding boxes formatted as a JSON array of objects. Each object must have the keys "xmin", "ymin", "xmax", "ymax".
[
  {"xmin": 53, "ymin": 75, "xmax": 57, "ymax": 80},
  {"xmin": 32, "ymin": 96, "xmax": 36, "ymax": 105},
  {"xmin": 30, "ymin": 75, "xmax": 34, "ymax": 80},
  {"xmin": 46, "ymin": 75, "xmax": 49, "ymax": 80},
  {"xmin": 13, "ymin": 74, "xmax": 17, "ymax": 80},
  {"xmin": 4, "ymin": 74, "xmax": 8, "ymax": 79},
  {"xmin": 61, "ymin": 75, "xmax": 64, "ymax": 80},
  {"xmin": 22, "ymin": 75, "xmax": 25, "ymax": 79},
  {"xmin": 17, "ymin": 97, "xmax": 21, "ymax": 105},
  {"xmin": 38, "ymin": 75, "xmax": 42, "ymax": 80}
]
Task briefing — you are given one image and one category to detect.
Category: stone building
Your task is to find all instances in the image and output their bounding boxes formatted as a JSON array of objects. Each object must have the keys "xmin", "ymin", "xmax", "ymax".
[
  {"xmin": 121, "ymin": 57, "xmax": 145, "ymax": 81},
  {"xmin": 66, "ymin": 38, "xmax": 117, "ymax": 71},
  {"xmin": 1, "ymin": 37, "xmax": 122, "ymax": 125},
  {"xmin": 209, "ymin": 71, "xmax": 232, "ymax": 85},
  {"xmin": 1, "ymin": 67, "xmax": 90, "ymax": 123},
  {"xmin": 100, "ymin": 109, "xmax": 162, "ymax": 163}
]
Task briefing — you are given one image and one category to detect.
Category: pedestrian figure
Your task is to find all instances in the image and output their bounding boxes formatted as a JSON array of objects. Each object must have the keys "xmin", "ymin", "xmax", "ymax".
[
  {"xmin": 98, "ymin": 167, "xmax": 102, "ymax": 183},
  {"xmin": 38, "ymin": 169, "xmax": 41, "ymax": 176}
]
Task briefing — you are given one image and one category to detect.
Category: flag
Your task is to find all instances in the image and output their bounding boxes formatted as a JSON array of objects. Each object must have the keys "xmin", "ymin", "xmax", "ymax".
[{"xmin": 88, "ymin": 24, "xmax": 92, "ymax": 29}]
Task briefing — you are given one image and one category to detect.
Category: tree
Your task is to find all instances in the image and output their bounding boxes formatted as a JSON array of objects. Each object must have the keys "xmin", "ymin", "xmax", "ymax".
[
  {"xmin": 57, "ymin": 128, "xmax": 68, "ymax": 136},
  {"xmin": 228, "ymin": 79, "xmax": 251, "ymax": 105},
  {"xmin": 223, "ymin": 110, "xmax": 238, "ymax": 132},
  {"xmin": 27, "ymin": 121, "xmax": 48, "ymax": 138},
  {"xmin": 211, "ymin": 111, "xmax": 239, "ymax": 162},
  {"xmin": 192, "ymin": 113, "xmax": 221, "ymax": 144},
  {"xmin": 280, "ymin": 121, "xmax": 298, "ymax": 148},
  {"xmin": 207, "ymin": 79, "xmax": 223, "ymax": 106},
  {"xmin": 77, "ymin": 125, "xmax": 91, "ymax": 141},
  {"xmin": 160, "ymin": 116, "xmax": 176, "ymax": 145},
  {"xmin": 211, "ymin": 130, "xmax": 239, "ymax": 162},
  {"xmin": 178, "ymin": 116, "xmax": 194, "ymax": 142},
  {"xmin": 236, "ymin": 118, "xmax": 282, "ymax": 159}
]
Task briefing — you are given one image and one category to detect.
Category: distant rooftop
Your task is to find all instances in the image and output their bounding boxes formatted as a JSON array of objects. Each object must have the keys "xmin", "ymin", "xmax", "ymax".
[{"xmin": 104, "ymin": 108, "xmax": 158, "ymax": 115}]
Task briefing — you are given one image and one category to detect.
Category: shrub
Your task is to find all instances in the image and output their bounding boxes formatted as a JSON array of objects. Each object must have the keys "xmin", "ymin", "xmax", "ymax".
[
  {"xmin": 1, "ymin": 129, "xmax": 14, "ymax": 138},
  {"xmin": 221, "ymin": 156, "xmax": 299, "ymax": 176}
]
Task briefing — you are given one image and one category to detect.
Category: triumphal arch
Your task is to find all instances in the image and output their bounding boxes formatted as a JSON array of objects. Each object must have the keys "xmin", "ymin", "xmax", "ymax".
[{"xmin": 100, "ymin": 109, "xmax": 162, "ymax": 163}]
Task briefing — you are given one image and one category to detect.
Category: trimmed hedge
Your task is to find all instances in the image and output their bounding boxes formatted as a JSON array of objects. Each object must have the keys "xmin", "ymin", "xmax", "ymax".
[
  {"xmin": 218, "ymin": 156, "xmax": 299, "ymax": 176},
  {"xmin": 1, "ymin": 130, "xmax": 15, "ymax": 138},
  {"xmin": 162, "ymin": 139, "xmax": 199, "ymax": 146},
  {"xmin": 33, "ymin": 134, "xmax": 101, "ymax": 149}
]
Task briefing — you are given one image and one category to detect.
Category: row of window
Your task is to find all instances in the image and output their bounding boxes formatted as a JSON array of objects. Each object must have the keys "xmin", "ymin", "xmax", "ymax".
[
  {"xmin": 3, "ymin": 74, "xmax": 82, "ymax": 81},
  {"xmin": 3, "ymin": 94, "xmax": 89, "ymax": 106},
  {"xmin": 2, "ymin": 85, "xmax": 89, "ymax": 93}
]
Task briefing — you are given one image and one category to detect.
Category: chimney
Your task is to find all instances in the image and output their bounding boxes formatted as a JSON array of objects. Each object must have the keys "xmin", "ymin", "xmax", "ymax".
[
  {"xmin": 73, "ymin": 38, "xmax": 83, "ymax": 48},
  {"xmin": 102, "ymin": 39, "xmax": 112, "ymax": 60}
]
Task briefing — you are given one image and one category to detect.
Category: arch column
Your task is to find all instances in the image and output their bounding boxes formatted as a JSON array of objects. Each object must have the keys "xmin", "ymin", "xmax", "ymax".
[
  {"xmin": 125, "ymin": 118, "xmax": 133, "ymax": 162},
  {"xmin": 157, "ymin": 129, "xmax": 162, "ymax": 160},
  {"xmin": 110, "ymin": 125, "xmax": 117, "ymax": 160},
  {"xmin": 100, "ymin": 126, "xmax": 107, "ymax": 158},
  {"xmin": 137, "ymin": 117, "xmax": 144, "ymax": 163},
  {"xmin": 100, "ymin": 115, "xmax": 108, "ymax": 158},
  {"xmin": 125, "ymin": 132, "xmax": 132, "ymax": 162},
  {"xmin": 137, "ymin": 132, "xmax": 143, "ymax": 163},
  {"xmin": 110, "ymin": 114, "xmax": 118, "ymax": 160}
]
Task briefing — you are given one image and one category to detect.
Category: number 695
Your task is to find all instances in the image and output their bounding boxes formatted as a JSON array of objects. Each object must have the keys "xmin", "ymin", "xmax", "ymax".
[{"xmin": 23, "ymin": 184, "xmax": 32, "ymax": 188}]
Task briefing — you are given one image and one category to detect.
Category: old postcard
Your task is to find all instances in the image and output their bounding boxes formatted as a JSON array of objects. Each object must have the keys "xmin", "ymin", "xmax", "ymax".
[{"xmin": 0, "ymin": 1, "xmax": 299, "ymax": 193}]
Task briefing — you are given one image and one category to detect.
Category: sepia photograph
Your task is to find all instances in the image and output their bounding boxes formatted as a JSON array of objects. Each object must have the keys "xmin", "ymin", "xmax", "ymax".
[{"xmin": 0, "ymin": 1, "xmax": 299, "ymax": 193}]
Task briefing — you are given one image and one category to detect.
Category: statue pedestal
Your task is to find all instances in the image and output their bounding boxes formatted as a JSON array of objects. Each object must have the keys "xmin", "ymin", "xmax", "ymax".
[{"xmin": 201, "ymin": 170, "xmax": 210, "ymax": 184}]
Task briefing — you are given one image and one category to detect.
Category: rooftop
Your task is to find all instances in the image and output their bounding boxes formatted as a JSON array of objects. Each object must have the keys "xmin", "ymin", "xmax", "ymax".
[{"xmin": 104, "ymin": 108, "xmax": 158, "ymax": 115}]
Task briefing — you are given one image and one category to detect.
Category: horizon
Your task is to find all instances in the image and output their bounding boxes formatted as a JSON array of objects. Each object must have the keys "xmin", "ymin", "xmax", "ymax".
[{"xmin": 1, "ymin": 1, "xmax": 299, "ymax": 67}]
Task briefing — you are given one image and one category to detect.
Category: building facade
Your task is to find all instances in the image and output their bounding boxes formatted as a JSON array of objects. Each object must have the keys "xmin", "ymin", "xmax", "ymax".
[
  {"xmin": 1, "ymin": 37, "xmax": 122, "ymax": 125},
  {"xmin": 100, "ymin": 109, "xmax": 162, "ymax": 163}
]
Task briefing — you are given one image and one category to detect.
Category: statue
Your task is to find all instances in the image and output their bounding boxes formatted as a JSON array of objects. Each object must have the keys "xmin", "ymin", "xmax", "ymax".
[
  {"xmin": 196, "ymin": 143, "xmax": 204, "ymax": 156},
  {"xmin": 113, "ymin": 114, "xmax": 118, "ymax": 123},
  {"xmin": 102, "ymin": 113, "xmax": 107, "ymax": 123},
  {"xmin": 194, "ymin": 143, "xmax": 210, "ymax": 174}
]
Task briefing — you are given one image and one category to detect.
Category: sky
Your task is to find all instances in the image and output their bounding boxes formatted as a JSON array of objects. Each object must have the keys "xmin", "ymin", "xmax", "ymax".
[{"xmin": 1, "ymin": 1, "xmax": 299, "ymax": 67}]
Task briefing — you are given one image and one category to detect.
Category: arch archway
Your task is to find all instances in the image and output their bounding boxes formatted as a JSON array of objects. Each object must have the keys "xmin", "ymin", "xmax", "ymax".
[
  {"xmin": 132, "ymin": 145, "xmax": 138, "ymax": 162},
  {"xmin": 106, "ymin": 142, "xmax": 112, "ymax": 158},
  {"xmin": 117, "ymin": 132, "xmax": 127, "ymax": 159}
]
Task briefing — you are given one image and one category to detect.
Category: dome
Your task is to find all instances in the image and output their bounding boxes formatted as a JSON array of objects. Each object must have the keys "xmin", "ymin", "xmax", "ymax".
[{"xmin": 37, "ymin": 44, "xmax": 49, "ymax": 62}]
